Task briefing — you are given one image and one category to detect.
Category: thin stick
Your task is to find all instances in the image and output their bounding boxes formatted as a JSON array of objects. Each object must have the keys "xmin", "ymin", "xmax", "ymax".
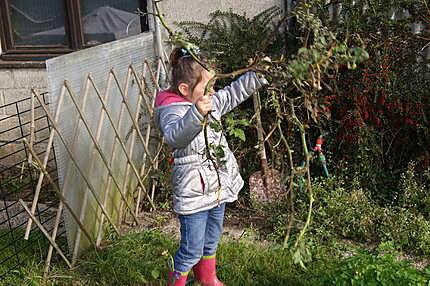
[
  {"xmin": 288, "ymin": 99, "xmax": 313, "ymax": 249},
  {"xmin": 135, "ymin": 139, "xmax": 164, "ymax": 214},
  {"xmin": 24, "ymin": 87, "xmax": 66, "ymax": 240},
  {"xmin": 19, "ymin": 199, "xmax": 72, "ymax": 269},
  {"xmin": 139, "ymin": 60, "xmax": 162, "ymax": 214},
  {"xmin": 33, "ymin": 91, "xmax": 120, "ymax": 235},
  {"xmin": 129, "ymin": 66, "xmax": 153, "ymax": 116},
  {"xmin": 43, "ymin": 189, "xmax": 66, "ymax": 277},
  {"xmin": 117, "ymin": 65, "xmax": 145, "ymax": 224},
  {"xmin": 149, "ymin": 62, "xmax": 161, "ymax": 206},
  {"xmin": 279, "ymin": 121, "xmax": 295, "ymax": 247}
]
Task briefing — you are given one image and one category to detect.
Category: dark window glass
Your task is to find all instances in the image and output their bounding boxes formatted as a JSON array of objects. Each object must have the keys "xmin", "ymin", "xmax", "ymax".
[
  {"xmin": 0, "ymin": 0, "xmax": 148, "ymax": 64},
  {"xmin": 80, "ymin": 0, "xmax": 143, "ymax": 46},
  {"xmin": 9, "ymin": 0, "xmax": 68, "ymax": 46}
]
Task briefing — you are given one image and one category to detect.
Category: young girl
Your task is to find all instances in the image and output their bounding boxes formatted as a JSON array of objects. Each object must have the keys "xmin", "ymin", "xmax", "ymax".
[{"xmin": 155, "ymin": 47, "xmax": 266, "ymax": 286}]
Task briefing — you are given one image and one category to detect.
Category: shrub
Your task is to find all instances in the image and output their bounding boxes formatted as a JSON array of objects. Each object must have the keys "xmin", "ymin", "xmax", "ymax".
[
  {"xmin": 268, "ymin": 174, "xmax": 430, "ymax": 256},
  {"xmin": 319, "ymin": 250, "xmax": 430, "ymax": 286},
  {"xmin": 399, "ymin": 162, "xmax": 430, "ymax": 219},
  {"xmin": 378, "ymin": 208, "xmax": 430, "ymax": 256}
]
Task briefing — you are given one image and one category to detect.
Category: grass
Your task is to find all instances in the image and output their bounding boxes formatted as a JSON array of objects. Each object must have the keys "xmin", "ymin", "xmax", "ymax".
[
  {"xmin": 0, "ymin": 229, "xmax": 48, "ymax": 276},
  {"xmin": 1, "ymin": 230, "xmax": 429, "ymax": 286},
  {"xmin": 0, "ymin": 228, "xmax": 67, "ymax": 285}
]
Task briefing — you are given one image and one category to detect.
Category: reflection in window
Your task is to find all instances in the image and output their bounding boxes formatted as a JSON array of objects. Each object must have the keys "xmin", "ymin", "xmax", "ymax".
[
  {"xmin": 10, "ymin": 0, "xmax": 68, "ymax": 46},
  {"xmin": 80, "ymin": 1, "xmax": 142, "ymax": 45}
]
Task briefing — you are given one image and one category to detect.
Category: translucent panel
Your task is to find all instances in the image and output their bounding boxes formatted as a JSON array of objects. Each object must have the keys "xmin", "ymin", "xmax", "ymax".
[
  {"xmin": 80, "ymin": 0, "xmax": 142, "ymax": 46},
  {"xmin": 10, "ymin": 0, "xmax": 68, "ymax": 46},
  {"xmin": 46, "ymin": 33, "xmax": 155, "ymax": 255}
]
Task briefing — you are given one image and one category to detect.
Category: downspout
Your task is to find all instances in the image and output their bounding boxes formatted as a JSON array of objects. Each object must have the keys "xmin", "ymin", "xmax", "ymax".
[
  {"xmin": 148, "ymin": 0, "xmax": 167, "ymax": 86},
  {"xmin": 149, "ymin": 0, "xmax": 164, "ymax": 63}
]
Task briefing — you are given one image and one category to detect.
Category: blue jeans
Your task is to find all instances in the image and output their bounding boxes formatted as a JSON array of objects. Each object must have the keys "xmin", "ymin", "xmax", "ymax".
[{"xmin": 173, "ymin": 203, "xmax": 225, "ymax": 273}]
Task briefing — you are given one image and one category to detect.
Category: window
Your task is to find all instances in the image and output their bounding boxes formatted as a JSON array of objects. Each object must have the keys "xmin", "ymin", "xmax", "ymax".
[{"xmin": 0, "ymin": 0, "xmax": 148, "ymax": 64}]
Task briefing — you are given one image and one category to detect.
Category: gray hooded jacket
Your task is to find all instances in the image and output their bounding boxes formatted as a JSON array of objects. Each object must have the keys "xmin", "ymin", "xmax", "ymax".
[{"xmin": 155, "ymin": 71, "xmax": 264, "ymax": 215}]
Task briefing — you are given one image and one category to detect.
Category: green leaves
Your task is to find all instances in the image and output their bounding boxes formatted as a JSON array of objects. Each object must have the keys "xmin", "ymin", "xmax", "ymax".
[
  {"xmin": 323, "ymin": 250, "xmax": 430, "ymax": 286},
  {"xmin": 150, "ymin": 269, "xmax": 160, "ymax": 279},
  {"xmin": 210, "ymin": 143, "xmax": 226, "ymax": 159},
  {"xmin": 347, "ymin": 47, "xmax": 370, "ymax": 70},
  {"xmin": 209, "ymin": 121, "xmax": 223, "ymax": 132},
  {"xmin": 231, "ymin": 128, "xmax": 246, "ymax": 141},
  {"xmin": 225, "ymin": 114, "xmax": 250, "ymax": 142},
  {"xmin": 176, "ymin": 6, "xmax": 285, "ymax": 74}
]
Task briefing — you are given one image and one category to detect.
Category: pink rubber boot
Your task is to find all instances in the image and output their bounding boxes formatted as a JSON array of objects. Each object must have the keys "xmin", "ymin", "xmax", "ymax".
[
  {"xmin": 193, "ymin": 255, "xmax": 224, "ymax": 286},
  {"xmin": 167, "ymin": 271, "xmax": 188, "ymax": 286}
]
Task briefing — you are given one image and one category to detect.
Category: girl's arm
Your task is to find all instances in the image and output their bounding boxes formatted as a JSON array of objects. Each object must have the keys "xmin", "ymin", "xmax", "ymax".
[
  {"xmin": 157, "ymin": 104, "xmax": 203, "ymax": 149},
  {"xmin": 212, "ymin": 71, "xmax": 265, "ymax": 116}
]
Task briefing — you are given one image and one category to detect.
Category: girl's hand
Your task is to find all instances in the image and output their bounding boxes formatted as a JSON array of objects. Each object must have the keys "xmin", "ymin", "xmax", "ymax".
[{"xmin": 196, "ymin": 95, "xmax": 212, "ymax": 116}]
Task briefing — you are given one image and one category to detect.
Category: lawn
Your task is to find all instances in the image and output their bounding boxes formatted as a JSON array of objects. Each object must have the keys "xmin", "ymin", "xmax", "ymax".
[{"xmin": 1, "ymin": 228, "xmax": 429, "ymax": 286}]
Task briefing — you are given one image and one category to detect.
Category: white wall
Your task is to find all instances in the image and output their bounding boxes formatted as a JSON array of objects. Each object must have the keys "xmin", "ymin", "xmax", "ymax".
[{"xmin": 159, "ymin": 0, "xmax": 283, "ymax": 26}]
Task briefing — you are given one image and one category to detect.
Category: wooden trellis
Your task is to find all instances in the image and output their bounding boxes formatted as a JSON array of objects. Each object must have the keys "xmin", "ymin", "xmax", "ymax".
[{"xmin": 22, "ymin": 56, "xmax": 169, "ymax": 277}]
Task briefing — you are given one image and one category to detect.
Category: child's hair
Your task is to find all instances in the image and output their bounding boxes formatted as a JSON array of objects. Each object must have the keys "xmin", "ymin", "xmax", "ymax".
[{"xmin": 169, "ymin": 47, "xmax": 206, "ymax": 95}]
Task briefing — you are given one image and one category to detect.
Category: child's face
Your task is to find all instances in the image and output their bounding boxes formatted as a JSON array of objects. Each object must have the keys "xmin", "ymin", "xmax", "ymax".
[{"xmin": 185, "ymin": 69, "xmax": 214, "ymax": 103}]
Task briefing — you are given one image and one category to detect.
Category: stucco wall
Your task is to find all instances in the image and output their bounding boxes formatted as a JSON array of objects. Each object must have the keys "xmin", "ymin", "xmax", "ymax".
[{"xmin": 159, "ymin": 0, "xmax": 283, "ymax": 26}]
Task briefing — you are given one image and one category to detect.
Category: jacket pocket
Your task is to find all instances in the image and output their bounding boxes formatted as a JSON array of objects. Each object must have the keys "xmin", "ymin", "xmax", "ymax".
[
  {"xmin": 172, "ymin": 163, "xmax": 204, "ymax": 197},
  {"xmin": 200, "ymin": 161, "xmax": 222, "ymax": 193}
]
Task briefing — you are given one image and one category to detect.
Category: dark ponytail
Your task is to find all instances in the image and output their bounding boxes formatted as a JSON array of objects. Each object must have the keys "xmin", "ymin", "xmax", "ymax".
[{"xmin": 169, "ymin": 47, "xmax": 205, "ymax": 95}]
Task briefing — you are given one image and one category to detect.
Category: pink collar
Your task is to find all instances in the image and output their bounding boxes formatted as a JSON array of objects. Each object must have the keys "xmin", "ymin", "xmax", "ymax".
[{"xmin": 155, "ymin": 90, "xmax": 190, "ymax": 107}]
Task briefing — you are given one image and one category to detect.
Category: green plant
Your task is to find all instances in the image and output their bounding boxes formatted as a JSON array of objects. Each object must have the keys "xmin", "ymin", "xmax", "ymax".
[
  {"xmin": 176, "ymin": 6, "xmax": 285, "ymax": 75},
  {"xmin": 320, "ymin": 250, "xmax": 430, "ymax": 286},
  {"xmin": 267, "ymin": 173, "xmax": 430, "ymax": 257},
  {"xmin": 399, "ymin": 162, "xmax": 430, "ymax": 219},
  {"xmin": 3, "ymin": 229, "xmax": 430, "ymax": 286},
  {"xmin": 320, "ymin": 0, "xmax": 430, "ymax": 206},
  {"xmin": 177, "ymin": 4, "xmax": 368, "ymax": 263},
  {"xmin": 148, "ymin": 0, "xmax": 428, "ymax": 269},
  {"xmin": 378, "ymin": 207, "xmax": 430, "ymax": 256}
]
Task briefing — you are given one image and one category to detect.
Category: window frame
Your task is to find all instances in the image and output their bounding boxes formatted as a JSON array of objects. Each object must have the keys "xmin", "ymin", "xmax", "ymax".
[{"xmin": 0, "ymin": 0, "xmax": 149, "ymax": 67}]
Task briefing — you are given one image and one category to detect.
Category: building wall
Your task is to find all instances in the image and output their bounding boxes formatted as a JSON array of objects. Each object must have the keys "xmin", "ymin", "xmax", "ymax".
[
  {"xmin": 159, "ymin": 0, "xmax": 283, "ymax": 26},
  {"xmin": 0, "ymin": 69, "xmax": 47, "ymax": 141},
  {"xmin": 0, "ymin": 69, "xmax": 48, "ymax": 170}
]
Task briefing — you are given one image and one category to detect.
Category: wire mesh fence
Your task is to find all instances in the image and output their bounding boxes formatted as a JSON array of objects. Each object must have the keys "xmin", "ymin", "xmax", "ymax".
[{"xmin": 0, "ymin": 93, "xmax": 66, "ymax": 279}]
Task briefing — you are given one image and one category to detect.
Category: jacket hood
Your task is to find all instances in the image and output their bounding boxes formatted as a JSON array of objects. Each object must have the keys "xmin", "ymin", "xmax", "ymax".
[{"xmin": 155, "ymin": 90, "xmax": 190, "ymax": 107}]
